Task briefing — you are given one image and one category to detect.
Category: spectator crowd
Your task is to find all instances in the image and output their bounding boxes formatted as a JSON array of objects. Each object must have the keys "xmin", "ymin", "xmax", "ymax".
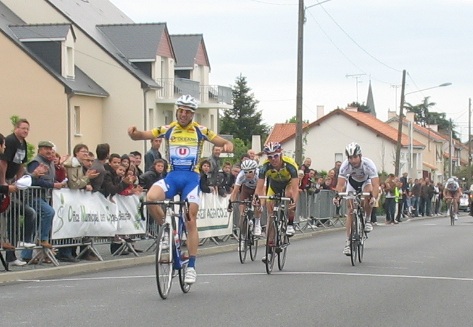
[{"xmin": 0, "ymin": 117, "xmax": 462, "ymax": 267}]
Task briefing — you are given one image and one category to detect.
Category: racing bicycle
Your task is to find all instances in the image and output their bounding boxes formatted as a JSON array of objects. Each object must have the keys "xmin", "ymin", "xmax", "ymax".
[
  {"xmin": 339, "ymin": 191, "xmax": 370, "ymax": 266},
  {"xmin": 228, "ymin": 198, "xmax": 258, "ymax": 263},
  {"xmin": 445, "ymin": 197, "xmax": 456, "ymax": 226},
  {"xmin": 257, "ymin": 194, "xmax": 292, "ymax": 274},
  {"xmin": 140, "ymin": 198, "xmax": 191, "ymax": 299}
]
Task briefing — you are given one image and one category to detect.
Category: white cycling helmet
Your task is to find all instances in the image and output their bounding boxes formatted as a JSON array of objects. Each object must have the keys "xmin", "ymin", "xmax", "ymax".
[
  {"xmin": 241, "ymin": 159, "xmax": 258, "ymax": 171},
  {"xmin": 446, "ymin": 180, "xmax": 458, "ymax": 191},
  {"xmin": 345, "ymin": 142, "xmax": 362, "ymax": 157},
  {"xmin": 176, "ymin": 94, "xmax": 198, "ymax": 111},
  {"xmin": 263, "ymin": 142, "xmax": 282, "ymax": 154}
]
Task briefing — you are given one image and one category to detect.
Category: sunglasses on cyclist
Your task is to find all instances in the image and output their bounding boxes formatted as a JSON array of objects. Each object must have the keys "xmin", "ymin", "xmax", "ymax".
[
  {"xmin": 267, "ymin": 153, "xmax": 280, "ymax": 160},
  {"xmin": 244, "ymin": 170, "xmax": 255, "ymax": 174}
]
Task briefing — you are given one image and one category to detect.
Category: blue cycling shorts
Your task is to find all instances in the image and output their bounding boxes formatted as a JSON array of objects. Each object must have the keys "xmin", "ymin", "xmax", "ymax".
[{"xmin": 154, "ymin": 170, "xmax": 200, "ymax": 204}]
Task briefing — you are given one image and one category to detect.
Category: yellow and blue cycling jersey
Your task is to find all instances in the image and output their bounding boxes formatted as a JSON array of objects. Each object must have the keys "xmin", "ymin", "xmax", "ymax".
[
  {"xmin": 151, "ymin": 121, "xmax": 217, "ymax": 172},
  {"xmin": 258, "ymin": 155, "xmax": 299, "ymax": 193}
]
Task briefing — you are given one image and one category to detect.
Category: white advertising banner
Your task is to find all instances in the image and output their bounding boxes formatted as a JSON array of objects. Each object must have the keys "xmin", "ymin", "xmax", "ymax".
[
  {"xmin": 196, "ymin": 193, "xmax": 233, "ymax": 238},
  {"xmin": 51, "ymin": 189, "xmax": 232, "ymax": 240},
  {"xmin": 51, "ymin": 189, "xmax": 145, "ymax": 239}
]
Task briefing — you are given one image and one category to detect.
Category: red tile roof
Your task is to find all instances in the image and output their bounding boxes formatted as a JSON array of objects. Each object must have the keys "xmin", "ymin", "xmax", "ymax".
[
  {"xmin": 265, "ymin": 123, "xmax": 309, "ymax": 143},
  {"xmin": 266, "ymin": 109, "xmax": 424, "ymax": 147}
]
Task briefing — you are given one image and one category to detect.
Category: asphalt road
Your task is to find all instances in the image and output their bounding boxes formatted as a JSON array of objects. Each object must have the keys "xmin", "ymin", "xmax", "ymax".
[{"xmin": 2, "ymin": 214, "xmax": 473, "ymax": 327}]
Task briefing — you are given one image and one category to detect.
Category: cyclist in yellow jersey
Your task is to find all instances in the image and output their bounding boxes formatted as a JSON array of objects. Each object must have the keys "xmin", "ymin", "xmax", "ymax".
[
  {"xmin": 128, "ymin": 95, "xmax": 233, "ymax": 284},
  {"xmin": 254, "ymin": 142, "xmax": 300, "ymax": 251}
]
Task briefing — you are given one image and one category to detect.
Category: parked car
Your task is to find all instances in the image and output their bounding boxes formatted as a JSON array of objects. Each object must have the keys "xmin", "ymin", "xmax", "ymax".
[{"xmin": 459, "ymin": 193, "xmax": 469, "ymax": 212}]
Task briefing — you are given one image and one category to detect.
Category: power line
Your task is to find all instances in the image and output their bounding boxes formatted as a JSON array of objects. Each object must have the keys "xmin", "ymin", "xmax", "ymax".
[
  {"xmin": 317, "ymin": 4, "xmax": 402, "ymax": 73},
  {"xmin": 305, "ymin": 7, "xmax": 397, "ymax": 86}
]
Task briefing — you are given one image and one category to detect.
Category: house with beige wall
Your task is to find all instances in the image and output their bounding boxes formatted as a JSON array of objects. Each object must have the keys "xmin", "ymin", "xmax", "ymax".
[
  {"xmin": 386, "ymin": 112, "xmax": 447, "ymax": 183},
  {"xmin": 0, "ymin": 5, "xmax": 107, "ymax": 155},
  {"xmin": 1, "ymin": 0, "xmax": 232, "ymax": 159}
]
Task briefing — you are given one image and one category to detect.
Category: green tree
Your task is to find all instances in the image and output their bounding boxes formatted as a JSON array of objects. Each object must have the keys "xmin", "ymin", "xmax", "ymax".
[
  {"xmin": 220, "ymin": 74, "xmax": 269, "ymax": 147},
  {"xmin": 285, "ymin": 116, "xmax": 309, "ymax": 123},
  {"xmin": 404, "ymin": 97, "xmax": 458, "ymax": 139},
  {"xmin": 348, "ymin": 101, "xmax": 370, "ymax": 113},
  {"xmin": 230, "ymin": 138, "xmax": 248, "ymax": 165}
]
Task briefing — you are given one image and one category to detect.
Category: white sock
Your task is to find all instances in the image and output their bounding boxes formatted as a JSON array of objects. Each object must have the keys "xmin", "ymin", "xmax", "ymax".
[{"xmin": 255, "ymin": 218, "xmax": 261, "ymax": 227}]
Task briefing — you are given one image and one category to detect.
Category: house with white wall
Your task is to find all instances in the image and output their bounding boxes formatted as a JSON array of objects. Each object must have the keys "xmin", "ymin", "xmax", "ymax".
[{"xmin": 265, "ymin": 108, "xmax": 425, "ymax": 177}]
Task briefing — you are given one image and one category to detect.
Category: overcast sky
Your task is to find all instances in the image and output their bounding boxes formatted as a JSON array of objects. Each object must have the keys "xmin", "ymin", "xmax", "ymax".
[{"xmin": 110, "ymin": 0, "xmax": 473, "ymax": 141}]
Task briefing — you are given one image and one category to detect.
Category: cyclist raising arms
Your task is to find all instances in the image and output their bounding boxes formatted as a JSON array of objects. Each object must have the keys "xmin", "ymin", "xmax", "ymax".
[
  {"xmin": 254, "ymin": 142, "xmax": 299, "ymax": 243},
  {"xmin": 128, "ymin": 95, "xmax": 233, "ymax": 284},
  {"xmin": 335, "ymin": 142, "xmax": 380, "ymax": 256},
  {"xmin": 443, "ymin": 176, "xmax": 462, "ymax": 220},
  {"xmin": 228, "ymin": 160, "xmax": 261, "ymax": 240}
]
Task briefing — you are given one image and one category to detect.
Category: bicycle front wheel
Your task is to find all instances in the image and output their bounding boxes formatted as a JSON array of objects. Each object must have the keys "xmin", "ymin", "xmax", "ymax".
[
  {"xmin": 238, "ymin": 220, "xmax": 248, "ymax": 264},
  {"xmin": 156, "ymin": 223, "xmax": 173, "ymax": 299},
  {"xmin": 265, "ymin": 220, "xmax": 277, "ymax": 274},
  {"xmin": 350, "ymin": 213, "xmax": 358, "ymax": 266},
  {"xmin": 450, "ymin": 203, "xmax": 455, "ymax": 226},
  {"xmin": 249, "ymin": 221, "xmax": 258, "ymax": 261},
  {"xmin": 358, "ymin": 214, "xmax": 365, "ymax": 263},
  {"xmin": 178, "ymin": 225, "xmax": 191, "ymax": 293},
  {"xmin": 278, "ymin": 218, "xmax": 288, "ymax": 270}
]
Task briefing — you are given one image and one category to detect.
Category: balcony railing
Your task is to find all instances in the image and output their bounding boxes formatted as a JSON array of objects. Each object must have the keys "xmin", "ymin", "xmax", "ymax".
[
  {"xmin": 156, "ymin": 78, "xmax": 232, "ymax": 105},
  {"xmin": 201, "ymin": 85, "xmax": 233, "ymax": 105}
]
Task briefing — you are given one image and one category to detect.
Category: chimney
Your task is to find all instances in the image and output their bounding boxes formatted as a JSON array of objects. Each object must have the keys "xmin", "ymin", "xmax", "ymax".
[
  {"xmin": 387, "ymin": 110, "xmax": 397, "ymax": 120},
  {"xmin": 316, "ymin": 105, "xmax": 324, "ymax": 119}
]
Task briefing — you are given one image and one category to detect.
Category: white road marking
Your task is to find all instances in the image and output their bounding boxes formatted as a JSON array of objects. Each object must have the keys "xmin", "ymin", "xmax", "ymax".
[{"xmin": 21, "ymin": 271, "xmax": 473, "ymax": 283}]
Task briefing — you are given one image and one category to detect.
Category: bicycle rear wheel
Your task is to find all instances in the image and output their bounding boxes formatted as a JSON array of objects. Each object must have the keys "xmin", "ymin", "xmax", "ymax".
[
  {"xmin": 238, "ymin": 219, "xmax": 248, "ymax": 264},
  {"xmin": 156, "ymin": 223, "xmax": 173, "ymax": 299},
  {"xmin": 178, "ymin": 223, "xmax": 191, "ymax": 293},
  {"xmin": 350, "ymin": 213, "xmax": 358, "ymax": 266},
  {"xmin": 265, "ymin": 220, "xmax": 276, "ymax": 274}
]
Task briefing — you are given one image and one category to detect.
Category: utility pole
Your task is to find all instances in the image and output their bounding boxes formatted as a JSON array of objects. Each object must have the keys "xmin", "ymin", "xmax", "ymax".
[
  {"xmin": 449, "ymin": 119, "xmax": 453, "ymax": 177},
  {"xmin": 394, "ymin": 69, "xmax": 407, "ymax": 176},
  {"xmin": 469, "ymin": 98, "xmax": 472, "ymax": 187},
  {"xmin": 295, "ymin": 0, "xmax": 332, "ymax": 166},
  {"xmin": 295, "ymin": 0, "xmax": 304, "ymax": 165}
]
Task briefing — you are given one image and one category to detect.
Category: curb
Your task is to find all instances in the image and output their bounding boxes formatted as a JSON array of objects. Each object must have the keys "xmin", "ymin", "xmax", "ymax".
[
  {"xmin": 0, "ymin": 226, "xmax": 341, "ymax": 285},
  {"xmin": 1, "ymin": 214, "xmax": 451, "ymax": 285}
]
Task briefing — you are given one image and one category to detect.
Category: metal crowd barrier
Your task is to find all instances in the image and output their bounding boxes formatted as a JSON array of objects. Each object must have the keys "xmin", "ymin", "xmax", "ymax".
[
  {"xmin": 0, "ymin": 187, "xmax": 345, "ymax": 270},
  {"xmin": 0, "ymin": 187, "xmax": 58, "ymax": 269},
  {"xmin": 230, "ymin": 189, "xmax": 345, "ymax": 236}
]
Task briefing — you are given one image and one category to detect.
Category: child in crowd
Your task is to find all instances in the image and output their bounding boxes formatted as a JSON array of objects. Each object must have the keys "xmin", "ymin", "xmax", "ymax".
[
  {"xmin": 199, "ymin": 159, "xmax": 216, "ymax": 194},
  {"xmin": 116, "ymin": 164, "xmax": 142, "ymax": 196},
  {"xmin": 216, "ymin": 161, "xmax": 233, "ymax": 197}
]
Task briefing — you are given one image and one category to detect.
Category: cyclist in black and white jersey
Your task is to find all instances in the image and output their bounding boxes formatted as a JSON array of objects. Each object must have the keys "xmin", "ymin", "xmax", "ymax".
[
  {"xmin": 443, "ymin": 176, "xmax": 462, "ymax": 220},
  {"xmin": 228, "ymin": 160, "xmax": 262, "ymax": 240},
  {"xmin": 335, "ymin": 142, "xmax": 380, "ymax": 256}
]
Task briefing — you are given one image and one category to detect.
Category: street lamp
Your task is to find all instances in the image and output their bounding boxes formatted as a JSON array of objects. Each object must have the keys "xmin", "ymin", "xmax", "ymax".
[
  {"xmin": 405, "ymin": 82, "xmax": 452, "ymax": 96},
  {"xmin": 295, "ymin": 0, "xmax": 332, "ymax": 165},
  {"xmin": 394, "ymin": 71, "xmax": 451, "ymax": 176}
]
